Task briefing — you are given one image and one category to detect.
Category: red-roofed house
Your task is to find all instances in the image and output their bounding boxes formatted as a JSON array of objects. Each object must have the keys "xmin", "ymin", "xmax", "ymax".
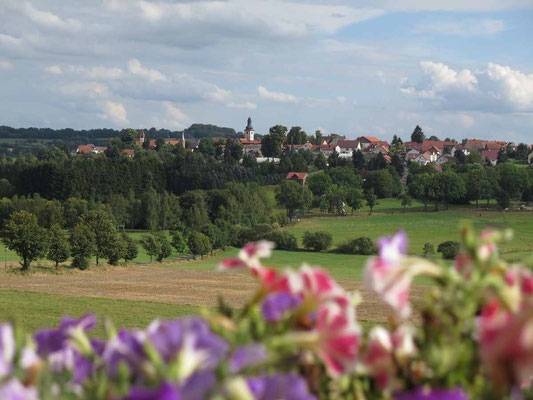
[
  {"xmin": 286, "ymin": 172, "xmax": 308, "ymax": 185},
  {"xmin": 357, "ymin": 136, "xmax": 381, "ymax": 149},
  {"xmin": 121, "ymin": 149, "xmax": 135, "ymax": 158},
  {"xmin": 75, "ymin": 144, "xmax": 106, "ymax": 155},
  {"xmin": 482, "ymin": 150, "xmax": 499, "ymax": 166},
  {"xmin": 238, "ymin": 138, "xmax": 262, "ymax": 156}
]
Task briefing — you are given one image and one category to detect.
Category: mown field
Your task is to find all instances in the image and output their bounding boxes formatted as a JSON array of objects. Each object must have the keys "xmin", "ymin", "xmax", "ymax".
[{"xmin": 2, "ymin": 199, "xmax": 533, "ymax": 333}]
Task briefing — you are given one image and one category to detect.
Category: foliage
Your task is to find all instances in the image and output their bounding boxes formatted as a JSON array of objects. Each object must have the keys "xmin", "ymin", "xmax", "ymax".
[
  {"xmin": 411, "ymin": 124, "xmax": 425, "ymax": 143},
  {"xmin": 170, "ymin": 230, "xmax": 186, "ymax": 254},
  {"xmin": 365, "ymin": 188, "xmax": 378, "ymax": 215},
  {"xmin": 1, "ymin": 210, "xmax": 49, "ymax": 270},
  {"xmin": 336, "ymin": 236, "xmax": 376, "ymax": 255},
  {"xmin": 140, "ymin": 231, "xmax": 173, "ymax": 262},
  {"xmin": 423, "ymin": 242, "xmax": 435, "ymax": 258},
  {"xmin": 437, "ymin": 240, "xmax": 461, "ymax": 259},
  {"xmin": 302, "ymin": 231, "xmax": 333, "ymax": 252},
  {"xmin": 70, "ymin": 222, "xmax": 96, "ymax": 270},
  {"xmin": 121, "ymin": 232, "xmax": 138, "ymax": 263},
  {"xmin": 47, "ymin": 223, "xmax": 71, "ymax": 268},
  {"xmin": 265, "ymin": 230, "xmax": 298, "ymax": 251},
  {"xmin": 80, "ymin": 210, "xmax": 118, "ymax": 266},
  {"xmin": 187, "ymin": 231, "xmax": 212, "ymax": 258},
  {"xmin": 274, "ymin": 180, "xmax": 313, "ymax": 221}
]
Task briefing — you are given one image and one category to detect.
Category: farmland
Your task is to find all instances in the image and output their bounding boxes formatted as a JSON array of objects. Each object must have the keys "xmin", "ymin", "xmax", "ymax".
[{"xmin": 1, "ymin": 202, "xmax": 532, "ymax": 333}]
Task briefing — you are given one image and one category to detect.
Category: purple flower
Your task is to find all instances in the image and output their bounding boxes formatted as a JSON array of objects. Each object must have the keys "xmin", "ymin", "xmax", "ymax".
[
  {"xmin": 377, "ymin": 230, "xmax": 408, "ymax": 263},
  {"xmin": 180, "ymin": 371, "xmax": 216, "ymax": 400},
  {"xmin": 0, "ymin": 323, "xmax": 15, "ymax": 378},
  {"xmin": 101, "ymin": 328, "xmax": 147, "ymax": 377},
  {"xmin": 146, "ymin": 318, "xmax": 228, "ymax": 368},
  {"xmin": 0, "ymin": 379, "xmax": 39, "ymax": 400},
  {"xmin": 261, "ymin": 292, "xmax": 302, "ymax": 322},
  {"xmin": 34, "ymin": 314, "xmax": 96, "ymax": 355},
  {"xmin": 394, "ymin": 387, "xmax": 468, "ymax": 400},
  {"xmin": 127, "ymin": 382, "xmax": 181, "ymax": 400},
  {"xmin": 246, "ymin": 373, "xmax": 317, "ymax": 400},
  {"xmin": 229, "ymin": 345, "xmax": 268, "ymax": 373}
]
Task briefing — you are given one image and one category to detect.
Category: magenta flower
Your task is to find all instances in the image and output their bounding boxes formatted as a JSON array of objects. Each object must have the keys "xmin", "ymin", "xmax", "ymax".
[
  {"xmin": 314, "ymin": 303, "xmax": 361, "ymax": 377},
  {"xmin": 364, "ymin": 326, "xmax": 416, "ymax": 390},
  {"xmin": 479, "ymin": 299, "xmax": 533, "ymax": 388},
  {"xmin": 219, "ymin": 241, "xmax": 274, "ymax": 274},
  {"xmin": 0, "ymin": 323, "xmax": 15, "ymax": 379}
]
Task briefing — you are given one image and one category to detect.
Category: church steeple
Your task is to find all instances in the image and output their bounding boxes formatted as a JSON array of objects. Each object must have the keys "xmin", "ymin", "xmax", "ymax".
[{"xmin": 244, "ymin": 116, "xmax": 255, "ymax": 141}]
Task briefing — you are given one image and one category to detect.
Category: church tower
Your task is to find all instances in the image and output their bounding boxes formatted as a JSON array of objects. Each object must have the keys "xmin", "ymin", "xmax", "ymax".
[{"xmin": 244, "ymin": 116, "xmax": 255, "ymax": 141}]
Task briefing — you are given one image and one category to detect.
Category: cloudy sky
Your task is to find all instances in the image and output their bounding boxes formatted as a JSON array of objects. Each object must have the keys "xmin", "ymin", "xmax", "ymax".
[{"xmin": 1, "ymin": 0, "xmax": 533, "ymax": 142}]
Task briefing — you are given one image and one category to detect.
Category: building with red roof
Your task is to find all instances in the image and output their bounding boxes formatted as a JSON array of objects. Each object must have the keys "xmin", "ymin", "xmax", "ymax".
[{"xmin": 286, "ymin": 172, "xmax": 308, "ymax": 185}]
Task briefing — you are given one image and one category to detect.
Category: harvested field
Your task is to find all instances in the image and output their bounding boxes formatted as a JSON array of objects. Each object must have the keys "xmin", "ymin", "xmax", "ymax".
[{"xmin": 0, "ymin": 265, "xmax": 427, "ymax": 323}]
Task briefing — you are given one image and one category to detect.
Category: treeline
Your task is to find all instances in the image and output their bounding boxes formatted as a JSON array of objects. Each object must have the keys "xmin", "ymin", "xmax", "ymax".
[
  {"xmin": 0, "ymin": 124, "xmax": 237, "ymax": 141},
  {"xmin": 0, "ymin": 146, "xmax": 285, "ymax": 201},
  {"xmin": 407, "ymin": 162, "xmax": 533, "ymax": 210}
]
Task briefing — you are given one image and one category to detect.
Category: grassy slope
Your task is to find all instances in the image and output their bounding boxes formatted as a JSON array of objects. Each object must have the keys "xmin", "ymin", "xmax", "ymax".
[{"xmin": 0, "ymin": 289, "xmax": 197, "ymax": 336}]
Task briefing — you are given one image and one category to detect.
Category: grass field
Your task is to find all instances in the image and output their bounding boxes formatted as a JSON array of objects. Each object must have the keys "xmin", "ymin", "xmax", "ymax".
[{"xmin": 0, "ymin": 289, "xmax": 197, "ymax": 336}]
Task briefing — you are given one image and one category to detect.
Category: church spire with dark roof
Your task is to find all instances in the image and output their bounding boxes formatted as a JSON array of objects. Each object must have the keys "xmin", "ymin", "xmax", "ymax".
[{"xmin": 245, "ymin": 116, "xmax": 253, "ymax": 131}]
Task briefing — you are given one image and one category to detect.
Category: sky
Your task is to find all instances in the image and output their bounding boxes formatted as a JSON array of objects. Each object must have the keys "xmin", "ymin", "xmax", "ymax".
[{"xmin": 1, "ymin": 0, "xmax": 533, "ymax": 143}]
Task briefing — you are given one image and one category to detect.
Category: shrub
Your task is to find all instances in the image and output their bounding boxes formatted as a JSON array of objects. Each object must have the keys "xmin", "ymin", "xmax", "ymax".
[
  {"xmin": 423, "ymin": 242, "xmax": 435, "ymax": 258},
  {"xmin": 188, "ymin": 231, "xmax": 212, "ymax": 258},
  {"xmin": 437, "ymin": 241, "xmax": 460, "ymax": 260},
  {"xmin": 122, "ymin": 233, "xmax": 138, "ymax": 263},
  {"xmin": 230, "ymin": 224, "xmax": 274, "ymax": 247},
  {"xmin": 266, "ymin": 231, "xmax": 298, "ymax": 251},
  {"xmin": 337, "ymin": 236, "xmax": 377, "ymax": 255},
  {"xmin": 302, "ymin": 231, "xmax": 333, "ymax": 252},
  {"xmin": 170, "ymin": 230, "xmax": 186, "ymax": 254}
]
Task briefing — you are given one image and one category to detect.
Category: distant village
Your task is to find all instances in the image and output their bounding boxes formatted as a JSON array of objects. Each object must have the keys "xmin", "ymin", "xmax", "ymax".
[{"xmin": 74, "ymin": 117, "xmax": 533, "ymax": 174}]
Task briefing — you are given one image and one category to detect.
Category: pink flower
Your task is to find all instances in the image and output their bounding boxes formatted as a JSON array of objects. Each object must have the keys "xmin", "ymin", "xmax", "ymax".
[
  {"xmin": 478, "ymin": 230, "xmax": 497, "ymax": 262},
  {"xmin": 364, "ymin": 231, "xmax": 412, "ymax": 318},
  {"xmin": 218, "ymin": 241, "xmax": 274, "ymax": 274},
  {"xmin": 479, "ymin": 299, "xmax": 533, "ymax": 388},
  {"xmin": 314, "ymin": 303, "xmax": 361, "ymax": 377},
  {"xmin": 364, "ymin": 326, "xmax": 416, "ymax": 390}
]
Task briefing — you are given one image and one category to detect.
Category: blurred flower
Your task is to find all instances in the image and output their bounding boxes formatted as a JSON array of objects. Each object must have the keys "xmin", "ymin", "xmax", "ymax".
[
  {"xmin": 0, "ymin": 323, "xmax": 15, "ymax": 378},
  {"xmin": 127, "ymin": 381, "xmax": 181, "ymax": 400},
  {"xmin": 479, "ymin": 299, "xmax": 533, "ymax": 388},
  {"xmin": 0, "ymin": 378, "xmax": 39, "ymax": 400},
  {"xmin": 314, "ymin": 303, "xmax": 361, "ymax": 377},
  {"xmin": 394, "ymin": 387, "xmax": 468, "ymax": 400},
  {"xmin": 101, "ymin": 328, "xmax": 147, "ymax": 377},
  {"xmin": 364, "ymin": 325, "xmax": 416, "ymax": 390},
  {"xmin": 246, "ymin": 373, "xmax": 317, "ymax": 400},
  {"xmin": 229, "ymin": 345, "xmax": 268, "ymax": 373},
  {"xmin": 219, "ymin": 241, "xmax": 274, "ymax": 274},
  {"xmin": 477, "ymin": 230, "xmax": 497, "ymax": 262},
  {"xmin": 261, "ymin": 292, "xmax": 302, "ymax": 322},
  {"xmin": 34, "ymin": 314, "xmax": 96, "ymax": 356}
]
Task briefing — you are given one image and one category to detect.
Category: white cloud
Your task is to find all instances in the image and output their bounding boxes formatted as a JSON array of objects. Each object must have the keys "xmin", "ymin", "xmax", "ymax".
[
  {"xmin": 100, "ymin": 101, "xmax": 129, "ymax": 125},
  {"xmin": 128, "ymin": 59, "xmax": 166, "ymax": 82},
  {"xmin": 257, "ymin": 86, "xmax": 300, "ymax": 104},
  {"xmin": 0, "ymin": 60, "xmax": 13, "ymax": 70},
  {"xmin": 11, "ymin": 1, "xmax": 82, "ymax": 31},
  {"xmin": 227, "ymin": 102, "xmax": 257, "ymax": 110},
  {"xmin": 402, "ymin": 61, "xmax": 533, "ymax": 113},
  {"xmin": 486, "ymin": 63, "xmax": 533, "ymax": 110},
  {"xmin": 375, "ymin": 0, "xmax": 533, "ymax": 11},
  {"xmin": 162, "ymin": 101, "xmax": 188, "ymax": 128},
  {"xmin": 414, "ymin": 19, "xmax": 505, "ymax": 36},
  {"xmin": 45, "ymin": 65, "xmax": 63, "ymax": 75},
  {"xmin": 60, "ymin": 82, "xmax": 110, "ymax": 98},
  {"xmin": 68, "ymin": 65, "xmax": 124, "ymax": 80}
]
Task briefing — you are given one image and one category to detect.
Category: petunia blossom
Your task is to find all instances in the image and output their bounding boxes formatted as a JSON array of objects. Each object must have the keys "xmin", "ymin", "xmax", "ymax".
[
  {"xmin": 218, "ymin": 241, "xmax": 274, "ymax": 274},
  {"xmin": 0, "ymin": 378, "xmax": 39, "ymax": 400},
  {"xmin": 0, "ymin": 323, "xmax": 15, "ymax": 379}
]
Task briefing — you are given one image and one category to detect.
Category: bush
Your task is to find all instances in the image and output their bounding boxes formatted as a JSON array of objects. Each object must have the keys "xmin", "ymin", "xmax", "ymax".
[
  {"xmin": 230, "ymin": 224, "xmax": 274, "ymax": 247},
  {"xmin": 423, "ymin": 242, "xmax": 435, "ymax": 258},
  {"xmin": 188, "ymin": 231, "xmax": 212, "ymax": 258},
  {"xmin": 337, "ymin": 236, "xmax": 377, "ymax": 255},
  {"xmin": 266, "ymin": 231, "xmax": 298, "ymax": 251},
  {"xmin": 437, "ymin": 241, "xmax": 460, "ymax": 260},
  {"xmin": 302, "ymin": 231, "xmax": 333, "ymax": 252}
]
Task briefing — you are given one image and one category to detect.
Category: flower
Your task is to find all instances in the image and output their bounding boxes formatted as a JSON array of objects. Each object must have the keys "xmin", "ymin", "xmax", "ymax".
[
  {"xmin": 314, "ymin": 302, "xmax": 361, "ymax": 377},
  {"xmin": 364, "ymin": 326, "xmax": 416, "ymax": 390},
  {"xmin": 127, "ymin": 382, "xmax": 181, "ymax": 400},
  {"xmin": 101, "ymin": 328, "xmax": 147, "ymax": 378},
  {"xmin": 219, "ymin": 241, "xmax": 274, "ymax": 274},
  {"xmin": 229, "ymin": 345, "xmax": 268, "ymax": 373},
  {"xmin": 34, "ymin": 314, "xmax": 96, "ymax": 356},
  {"xmin": 477, "ymin": 230, "xmax": 497, "ymax": 262},
  {"xmin": 246, "ymin": 373, "xmax": 317, "ymax": 400},
  {"xmin": 394, "ymin": 387, "xmax": 468, "ymax": 400},
  {"xmin": 364, "ymin": 230, "xmax": 412, "ymax": 318},
  {"xmin": 478, "ymin": 299, "xmax": 533, "ymax": 388},
  {"xmin": 0, "ymin": 323, "xmax": 15, "ymax": 378},
  {"xmin": 261, "ymin": 292, "xmax": 302, "ymax": 322},
  {"xmin": 0, "ymin": 378, "xmax": 39, "ymax": 400}
]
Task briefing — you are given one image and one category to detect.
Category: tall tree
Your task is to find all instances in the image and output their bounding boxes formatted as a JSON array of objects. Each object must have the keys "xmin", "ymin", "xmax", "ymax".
[
  {"xmin": 365, "ymin": 189, "xmax": 378, "ymax": 215},
  {"xmin": 70, "ymin": 222, "xmax": 96, "ymax": 270},
  {"xmin": 275, "ymin": 180, "xmax": 313, "ymax": 221},
  {"xmin": 352, "ymin": 149, "xmax": 365, "ymax": 170},
  {"xmin": 47, "ymin": 223, "xmax": 70, "ymax": 269},
  {"xmin": 2, "ymin": 210, "xmax": 49, "ymax": 271},
  {"xmin": 411, "ymin": 125, "xmax": 425, "ymax": 144},
  {"xmin": 80, "ymin": 210, "xmax": 117, "ymax": 266},
  {"xmin": 287, "ymin": 126, "xmax": 307, "ymax": 145}
]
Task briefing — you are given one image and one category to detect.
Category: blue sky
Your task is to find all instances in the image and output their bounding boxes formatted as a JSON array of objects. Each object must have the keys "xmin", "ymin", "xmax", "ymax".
[{"xmin": 1, "ymin": 0, "xmax": 532, "ymax": 143}]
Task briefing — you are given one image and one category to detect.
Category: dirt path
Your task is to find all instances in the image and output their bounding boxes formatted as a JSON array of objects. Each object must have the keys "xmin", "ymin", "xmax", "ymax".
[{"xmin": 0, "ymin": 266, "xmax": 428, "ymax": 323}]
